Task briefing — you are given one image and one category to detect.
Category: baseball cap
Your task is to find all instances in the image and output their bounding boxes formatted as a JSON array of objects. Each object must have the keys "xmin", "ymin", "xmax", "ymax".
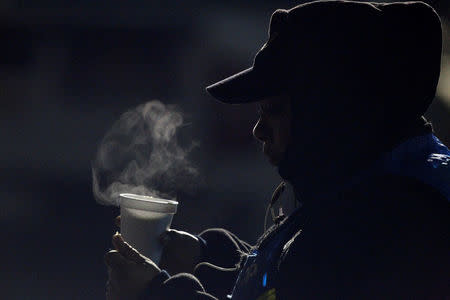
[{"xmin": 206, "ymin": 0, "xmax": 442, "ymax": 117}]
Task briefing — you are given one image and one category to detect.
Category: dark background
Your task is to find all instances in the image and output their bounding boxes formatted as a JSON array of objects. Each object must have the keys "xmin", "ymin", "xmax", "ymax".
[{"xmin": 1, "ymin": 1, "xmax": 449, "ymax": 299}]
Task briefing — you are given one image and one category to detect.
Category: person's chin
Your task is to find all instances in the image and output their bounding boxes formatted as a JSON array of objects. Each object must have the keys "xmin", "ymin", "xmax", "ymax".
[
  {"xmin": 268, "ymin": 156, "xmax": 280, "ymax": 166},
  {"xmin": 264, "ymin": 148, "xmax": 281, "ymax": 166}
]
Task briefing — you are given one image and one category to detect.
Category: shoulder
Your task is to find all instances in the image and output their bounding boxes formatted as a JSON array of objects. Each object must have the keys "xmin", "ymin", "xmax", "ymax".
[{"xmin": 382, "ymin": 133, "xmax": 450, "ymax": 200}]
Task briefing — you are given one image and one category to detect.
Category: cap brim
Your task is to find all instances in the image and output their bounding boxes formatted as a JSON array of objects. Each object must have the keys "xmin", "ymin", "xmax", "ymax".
[{"xmin": 206, "ymin": 67, "xmax": 277, "ymax": 104}]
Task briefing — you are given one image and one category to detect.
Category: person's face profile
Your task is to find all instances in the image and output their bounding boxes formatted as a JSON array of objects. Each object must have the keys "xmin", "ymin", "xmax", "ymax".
[{"xmin": 253, "ymin": 95, "xmax": 292, "ymax": 166}]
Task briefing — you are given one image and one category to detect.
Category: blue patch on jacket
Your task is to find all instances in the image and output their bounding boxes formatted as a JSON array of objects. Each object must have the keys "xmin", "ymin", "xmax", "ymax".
[{"xmin": 381, "ymin": 134, "xmax": 450, "ymax": 200}]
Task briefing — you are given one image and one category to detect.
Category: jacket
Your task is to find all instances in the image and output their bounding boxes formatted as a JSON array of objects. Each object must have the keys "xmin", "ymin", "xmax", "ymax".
[{"xmin": 144, "ymin": 131, "xmax": 450, "ymax": 299}]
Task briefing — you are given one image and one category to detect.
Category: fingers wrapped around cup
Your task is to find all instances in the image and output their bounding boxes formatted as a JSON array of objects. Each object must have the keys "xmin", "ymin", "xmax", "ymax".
[{"xmin": 104, "ymin": 233, "xmax": 161, "ymax": 300}]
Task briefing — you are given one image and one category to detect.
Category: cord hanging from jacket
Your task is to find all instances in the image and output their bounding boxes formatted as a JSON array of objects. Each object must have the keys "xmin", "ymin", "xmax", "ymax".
[{"xmin": 264, "ymin": 181, "xmax": 287, "ymax": 231}]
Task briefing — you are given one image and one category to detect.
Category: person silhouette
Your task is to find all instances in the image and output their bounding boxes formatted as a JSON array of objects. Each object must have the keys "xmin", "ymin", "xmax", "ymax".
[{"xmin": 105, "ymin": 1, "xmax": 450, "ymax": 299}]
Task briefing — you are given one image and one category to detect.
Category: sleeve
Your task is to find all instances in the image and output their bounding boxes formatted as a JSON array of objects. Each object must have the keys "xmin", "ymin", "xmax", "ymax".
[
  {"xmin": 140, "ymin": 271, "xmax": 219, "ymax": 300},
  {"xmin": 141, "ymin": 228, "xmax": 251, "ymax": 300}
]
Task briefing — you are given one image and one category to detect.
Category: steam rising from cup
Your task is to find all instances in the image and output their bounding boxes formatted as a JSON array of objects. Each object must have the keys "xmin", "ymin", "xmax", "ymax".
[
  {"xmin": 92, "ymin": 100, "xmax": 199, "ymax": 206},
  {"xmin": 92, "ymin": 100, "xmax": 199, "ymax": 262}
]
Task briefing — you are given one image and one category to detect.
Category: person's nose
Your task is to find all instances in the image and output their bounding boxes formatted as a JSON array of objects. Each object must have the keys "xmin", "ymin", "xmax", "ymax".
[{"xmin": 253, "ymin": 118, "xmax": 268, "ymax": 142}]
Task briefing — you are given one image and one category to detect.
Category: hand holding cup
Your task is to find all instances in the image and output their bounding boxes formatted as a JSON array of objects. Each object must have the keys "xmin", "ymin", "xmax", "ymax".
[
  {"xmin": 115, "ymin": 216, "xmax": 203, "ymax": 274},
  {"xmin": 104, "ymin": 233, "xmax": 160, "ymax": 300}
]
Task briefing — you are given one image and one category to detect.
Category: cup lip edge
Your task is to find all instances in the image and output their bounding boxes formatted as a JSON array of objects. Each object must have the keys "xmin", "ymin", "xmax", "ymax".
[{"xmin": 119, "ymin": 193, "xmax": 179, "ymax": 206}]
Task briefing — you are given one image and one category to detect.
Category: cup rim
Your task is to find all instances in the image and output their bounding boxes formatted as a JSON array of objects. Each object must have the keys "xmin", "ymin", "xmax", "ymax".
[{"xmin": 119, "ymin": 193, "xmax": 178, "ymax": 213}]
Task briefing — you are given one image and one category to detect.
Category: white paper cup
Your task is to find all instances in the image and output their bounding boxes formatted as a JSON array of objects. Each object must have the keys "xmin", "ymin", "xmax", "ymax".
[{"xmin": 119, "ymin": 193, "xmax": 178, "ymax": 264}]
